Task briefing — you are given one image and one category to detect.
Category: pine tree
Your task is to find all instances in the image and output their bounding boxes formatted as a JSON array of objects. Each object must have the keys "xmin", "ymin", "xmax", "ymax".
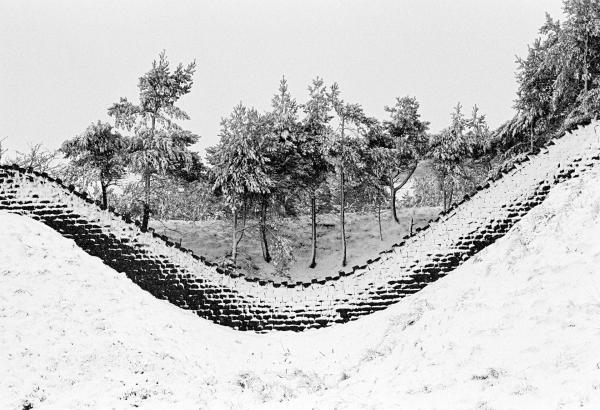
[
  {"xmin": 430, "ymin": 103, "xmax": 485, "ymax": 211},
  {"xmin": 61, "ymin": 121, "xmax": 126, "ymax": 208},
  {"xmin": 108, "ymin": 51, "xmax": 198, "ymax": 231},
  {"xmin": 328, "ymin": 83, "xmax": 367, "ymax": 267},
  {"xmin": 513, "ymin": 33, "xmax": 557, "ymax": 150},
  {"xmin": 505, "ymin": 1, "xmax": 600, "ymax": 153},
  {"xmin": 259, "ymin": 76, "xmax": 301, "ymax": 263},
  {"xmin": 207, "ymin": 103, "xmax": 272, "ymax": 263},
  {"xmin": 300, "ymin": 77, "xmax": 332, "ymax": 268},
  {"xmin": 466, "ymin": 105, "xmax": 491, "ymax": 155},
  {"xmin": 562, "ymin": 0, "xmax": 600, "ymax": 94},
  {"xmin": 380, "ymin": 96, "xmax": 429, "ymax": 222}
]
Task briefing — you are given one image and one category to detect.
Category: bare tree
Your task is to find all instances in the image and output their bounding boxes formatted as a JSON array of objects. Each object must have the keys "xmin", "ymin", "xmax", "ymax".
[
  {"xmin": 13, "ymin": 143, "xmax": 61, "ymax": 173},
  {"xmin": 0, "ymin": 137, "xmax": 7, "ymax": 164}
]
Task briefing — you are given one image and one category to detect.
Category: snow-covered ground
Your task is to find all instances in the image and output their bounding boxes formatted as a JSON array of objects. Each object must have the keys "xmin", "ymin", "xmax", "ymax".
[
  {"xmin": 2, "ymin": 167, "xmax": 600, "ymax": 409},
  {"xmin": 150, "ymin": 207, "xmax": 440, "ymax": 282}
]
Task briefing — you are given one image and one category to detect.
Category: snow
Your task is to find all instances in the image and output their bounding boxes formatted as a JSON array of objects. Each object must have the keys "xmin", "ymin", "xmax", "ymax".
[
  {"xmin": 150, "ymin": 207, "xmax": 440, "ymax": 282},
  {"xmin": 2, "ymin": 166, "xmax": 600, "ymax": 409}
]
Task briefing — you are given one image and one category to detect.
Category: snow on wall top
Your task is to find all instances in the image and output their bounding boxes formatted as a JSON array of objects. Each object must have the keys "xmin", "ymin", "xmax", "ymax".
[{"xmin": 0, "ymin": 120, "xmax": 599, "ymax": 331}]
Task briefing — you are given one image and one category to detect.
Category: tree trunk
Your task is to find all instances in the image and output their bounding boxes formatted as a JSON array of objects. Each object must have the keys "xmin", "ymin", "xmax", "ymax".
[
  {"xmin": 339, "ymin": 116, "xmax": 347, "ymax": 267},
  {"xmin": 259, "ymin": 205, "xmax": 265, "ymax": 257},
  {"xmin": 584, "ymin": 35, "xmax": 589, "ymax": 93},
  {"xmin": 101, "ymin": 183, "xmax": 108, "ymax": 209},
  {"xmin": 100, "ymin": 172, "xmax": 108, "ymax": 209},
  {"xmin": 260, "ymin": 196, "xmax": 271, "ymax": 263},
  {"xmin": 377, "ymin": 201, "xmax": 383, "ymax": 241},
  {"xmin": 231, "ymin": 205, "xmax": 238, "ymax": 263},
  {"xmin": 530, "ymin": 122, "xmax": 534, "ymax": 151},
  {"xmin": 390, "ymin": 163, "xmax": 418, "ymax": 223},
  {"xmin": 141, "ymin": 203, "xmax": 150, "ymax": 231},
  {"xmin": 141, "ymin": 172, "xmax": 151, "ymax": 231},
  {"xmin": 340, "ymin": 169, "xmax": 347, "ymax": 267},
  {"xmin": 235, "ymin": 199, "xmax": 247, "ymax": 249},
  {"xmin": 141, "ymin": 115, "xmax": 157, "ymax": 232},
  {"xmin": 390, "ymin": 180, "xmax": 399, "ymax": 223},
  {"xmin": 442, "ymin": 178, "xmax": 447, "ymax": 211},
  {"xmin": 309, "ymin": 194, "xmax": 317, "ymax": 268}
]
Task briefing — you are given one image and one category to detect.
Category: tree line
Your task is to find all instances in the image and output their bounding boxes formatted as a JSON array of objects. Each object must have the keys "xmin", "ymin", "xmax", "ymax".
[
  {"xmin": 4, "ymin": 52, "xmax": 491, "ymax": 271},
  {"xmin": 495, "ymin": 0, "xmax": 600, "ymax": 155},
  {"xmin": 205, "ymin": 76, "xmax": 492, "ymax": 268},
  {"xmin": 2, "ymin": 0, "xmax": 598, "ymax": 273}
]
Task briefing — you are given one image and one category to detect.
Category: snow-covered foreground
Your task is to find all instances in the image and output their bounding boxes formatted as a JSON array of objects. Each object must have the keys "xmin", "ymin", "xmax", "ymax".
[{"xmin": 2, "ymin": 169, "xmax": 600, "ymax": 409}]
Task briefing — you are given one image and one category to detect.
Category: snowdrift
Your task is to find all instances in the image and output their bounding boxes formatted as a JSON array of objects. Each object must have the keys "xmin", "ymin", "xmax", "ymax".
[{"xmin": 2, "ymin": 160, "xmax": 600, "ymax": 408}]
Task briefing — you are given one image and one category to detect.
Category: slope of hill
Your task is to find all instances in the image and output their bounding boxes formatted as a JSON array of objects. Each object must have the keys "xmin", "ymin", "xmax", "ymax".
[{"xmin": 2, "ymin": 165, "xmax": 600, "ymax": 409}]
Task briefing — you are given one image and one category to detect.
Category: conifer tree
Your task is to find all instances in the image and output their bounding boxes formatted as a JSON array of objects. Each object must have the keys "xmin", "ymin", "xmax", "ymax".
[
  {"xmin": 108, "ymin": 51, "xmax": 198, "ymax": 231},
  {"xmin": 381, "ymin": 96, "xmax": 429, "ymax": 222},
  {"xmin": 562, "ymin": 0, "xmax": 600, "ymax": 95},
  {"xmin": 328, "ymin": 83, "xmax": 366, "ymax": 267},
  {"xmin": 61, "ymin": 121, "xmax": 126, "ymax": 208},
  {"xmin": 300, "ymin": 77, "xmax": 332, "ymax": 268},
  {"xmin": 207, "ymin": 103, "xmax": 272, "ymax": 263},
  {"xmin": 430, "ymin": 103, "xmax": 487, "ymax": 211},
  {"xmin": 259, "ymin": 76, "xmax": 301, "ymax": 263},
  {"xmin": 503, "ymin": 1, "xmax": 600, "ymax": 154}
]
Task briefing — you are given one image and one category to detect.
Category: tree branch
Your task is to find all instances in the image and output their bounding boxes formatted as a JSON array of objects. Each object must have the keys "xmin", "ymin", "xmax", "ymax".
[{"xmin": 393, "ymin": 162, "xmax": 418, "ymax": 194}]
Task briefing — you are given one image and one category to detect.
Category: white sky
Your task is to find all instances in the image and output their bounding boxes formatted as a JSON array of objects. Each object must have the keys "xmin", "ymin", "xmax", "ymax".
[{"xmin": 0, "ymin": 0, "xmax": 564, "ymax": 157}]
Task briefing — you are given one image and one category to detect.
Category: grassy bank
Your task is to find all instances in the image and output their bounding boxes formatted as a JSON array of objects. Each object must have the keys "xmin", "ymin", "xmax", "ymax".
[{"xmin": 150, "ymin": 207, "xmax": 440, "ymax": 282}]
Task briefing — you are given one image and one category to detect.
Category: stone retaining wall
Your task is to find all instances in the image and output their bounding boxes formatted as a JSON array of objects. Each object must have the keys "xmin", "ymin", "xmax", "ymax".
[{"xmin": 1, "ymin": 122, "xmax": 598, "ymax": 331}]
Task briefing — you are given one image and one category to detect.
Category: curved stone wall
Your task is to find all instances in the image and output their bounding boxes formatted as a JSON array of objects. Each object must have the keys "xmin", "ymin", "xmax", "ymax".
[{"xmin": 1, "ymin": 122, "xmax": 599, "ymax": 331}]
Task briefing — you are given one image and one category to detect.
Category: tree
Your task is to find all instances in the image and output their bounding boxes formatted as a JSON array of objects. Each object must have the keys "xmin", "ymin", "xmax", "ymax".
[
  {"xmin": 258, "ymin": 76, "xmax": 302, "ymax": 263},
  {"xmin": 357, "ymin": 122, "xmax": 394, "ymax": 239},
  {"xmin": 207, "ymin": 103, "xmax": 272, "ymax": 263},
  {"xmin": 513, "ymin": 33, "xmax": 557, "ymax": 151},
  {"xmin": 300, "ymin": 77, "xmax": 332, "ymax": 268},
  {"xmin": 12, "ymin": 143, "xmax": 61, "ymax": 174},
  {"xmin": 562, "ymin": 0, "xmax": 600, "ymax": 95},
  {"xmin": 108, "ymin": 51, "xmax": 198, "ymax": 231},
  {"xmin": 500, "ymin": 1, "xmax": 600, "ymax": 157},
  {"xmin": 429, "ymin": 103, "xmax": 486, "ymax": 211},
  {"xmin": 0, "ymin": 137, "xmax": 7, "ymax": 164},
  {"xmin": 328, "ymin": 83, "xmax": 367, "ymax": 267},
  {"xmin": 378, "ymin": 96, "xmax": 429, "ymax": 222},
  {"xmin": 465, "ymin": 105, "xmax": 491, "ymax": 155},
  {"xmin": 61, "ymin": 121, "xmax": 126, "ymax": 208}
]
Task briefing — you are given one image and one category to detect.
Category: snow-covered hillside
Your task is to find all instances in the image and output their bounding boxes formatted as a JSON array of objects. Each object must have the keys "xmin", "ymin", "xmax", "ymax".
[{"xmin": 2, "ymin": 166, "xmax": 600, "ymax": 409}]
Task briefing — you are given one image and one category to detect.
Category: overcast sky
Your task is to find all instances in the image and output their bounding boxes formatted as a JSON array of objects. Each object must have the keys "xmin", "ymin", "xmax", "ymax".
[{"xmin": 0, "ymin": 0, "xmax": 565, "ymax": 157}]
